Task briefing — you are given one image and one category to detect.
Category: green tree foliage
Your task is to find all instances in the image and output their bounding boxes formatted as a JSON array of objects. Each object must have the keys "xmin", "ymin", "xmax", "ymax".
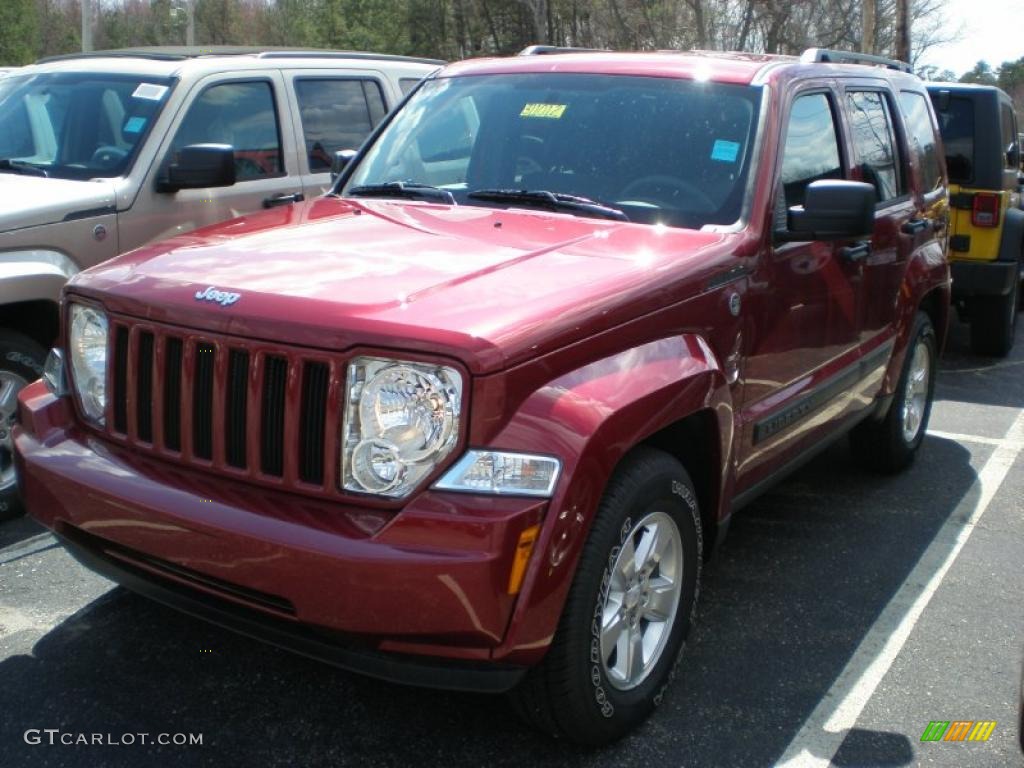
[
  {"xmin": 959, "ymin": 59, "xmax": 997, "ymax": 85},
  {"xmin": 0, "ymin": 0, "xmax": 41, "ymax": 66},
  {"xmin": 0, "ymin": 0, "xmax": 964, "ymax": 67}
]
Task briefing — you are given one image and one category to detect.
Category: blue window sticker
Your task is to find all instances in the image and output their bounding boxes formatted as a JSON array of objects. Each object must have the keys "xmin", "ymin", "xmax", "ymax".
[
  {"xmin": 123, "ymin": 116, "xmax": 147, "ymax": 134},
  {"xmin": 711, "ymin": 139, "xmax": 741, "ymax": 163}
]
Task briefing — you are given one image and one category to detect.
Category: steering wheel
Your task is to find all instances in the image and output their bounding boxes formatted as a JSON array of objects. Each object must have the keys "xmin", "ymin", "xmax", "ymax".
[
  {"xmin": 618, "ymin": 174, "xmax": 716, "ymax": 212},
  {"xmin": 89, "ymin": 145, "xmax": 129, "ymax": 169}
]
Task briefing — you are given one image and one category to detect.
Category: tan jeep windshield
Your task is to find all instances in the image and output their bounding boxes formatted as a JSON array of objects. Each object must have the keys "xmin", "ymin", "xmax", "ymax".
[
  {"xmin": 345, "ymin": 73, "xmax": 762, "ymax": 229},
  {"xmin": 0, "ymin": 72, "xmax": 174, "ymax": 180}
]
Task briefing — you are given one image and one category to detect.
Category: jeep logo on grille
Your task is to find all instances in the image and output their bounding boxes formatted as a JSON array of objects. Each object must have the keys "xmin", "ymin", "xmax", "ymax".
[{"xmin": 195, "ymin": 286, "xmax": 241, "ymax": 306}]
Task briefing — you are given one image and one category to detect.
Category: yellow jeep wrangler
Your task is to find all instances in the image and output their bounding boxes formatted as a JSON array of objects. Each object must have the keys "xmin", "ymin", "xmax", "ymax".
[{"xmin": 927, "ymin": 83, "xmax": 1023, "ymax": 356}]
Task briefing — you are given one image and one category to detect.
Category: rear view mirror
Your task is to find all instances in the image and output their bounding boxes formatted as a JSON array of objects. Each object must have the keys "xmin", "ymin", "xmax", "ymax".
[
  {"xmin": 780, "ymin": 180, "xmax": 876, "ymax": 242},
  {"xmin": 331, "ymin": 149, "xmax": 358, "ymax": 182},
  {"xmin": 159, "ymin": 144, "xmax": 236, "ymax": 192}
]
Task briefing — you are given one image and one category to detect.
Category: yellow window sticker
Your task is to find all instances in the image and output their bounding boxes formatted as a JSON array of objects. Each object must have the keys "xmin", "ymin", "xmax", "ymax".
[{"xmin": 520, "ymin": 103, "xmax": 567, "ymax": 119}]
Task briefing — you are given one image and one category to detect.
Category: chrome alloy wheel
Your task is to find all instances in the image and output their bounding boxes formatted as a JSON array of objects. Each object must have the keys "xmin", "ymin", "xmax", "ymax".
[
  {"xmin": 0, "ymin": 371, "xmax": 28, "ymax": 492},
  {"xmin": 901, "ymin": 339, "xmax": 931, "ymax": 444},
  {"xmin": 599, "ymin": 510, "xmax": 683, "ymax": 691}
]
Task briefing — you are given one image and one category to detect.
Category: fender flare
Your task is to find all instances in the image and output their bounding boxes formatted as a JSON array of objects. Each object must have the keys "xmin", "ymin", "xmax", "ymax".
[
  {"xmin": 878, "ymin": 239, "xmax": 951, "ymax": 396},
  {"xmin": 489, "ymin": 334, "xmax": 733, "ymax": 665},
  {"xmin": 0, "ymin": 249, "xmax": 79, "ymax": 306},
  {"xmin": 998, "ymin": 206, "xmax": 1024, "ymax": 263}
]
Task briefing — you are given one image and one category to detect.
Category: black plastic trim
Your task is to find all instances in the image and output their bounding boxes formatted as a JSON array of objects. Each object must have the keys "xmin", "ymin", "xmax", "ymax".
[
  {"xmin": 62, "ymin": 204, "xmax": 116, "ymax": 222},
  {"xmin": 753, "ymin": 341, "xmax": 894, "ymax": 445},
  {"xmin": 705, "ymin": 264, "xmax": 752, "ymax": 290},
  {"xmin": 950, "ymin": 260, "xmax": 1018, "ymax": 298}
]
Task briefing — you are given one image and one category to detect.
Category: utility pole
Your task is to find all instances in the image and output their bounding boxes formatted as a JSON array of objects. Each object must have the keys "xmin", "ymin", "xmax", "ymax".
[
  {"xmin": 895, "ymin": 0, "xmax": 911, "ymax": 64},
  {"xmin": 81, "ymin": 0, "xmax": 93, "ymax": 52},
  {"xmin": 861, "ymin": 0, "xmax": 875, "ymax": 55},
  {"xmin": 186, "ymin": 0, "xmax": 195, "ymax": 46}
]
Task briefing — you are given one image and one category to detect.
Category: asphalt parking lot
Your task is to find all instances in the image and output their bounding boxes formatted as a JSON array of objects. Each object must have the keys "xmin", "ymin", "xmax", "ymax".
[{"xmin": 1, "ymin": 316, "xmax": 1022, "ymax": 768}]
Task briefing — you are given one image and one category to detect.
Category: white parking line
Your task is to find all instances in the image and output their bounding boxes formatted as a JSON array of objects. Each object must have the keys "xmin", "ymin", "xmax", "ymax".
[
  {"xmin": 776, "ymin": 409, "xmax": 1024, "ymax": 767},
  {"xmin": 928, "ymin": 428, "xmax": 1024, "ymax": 449}
]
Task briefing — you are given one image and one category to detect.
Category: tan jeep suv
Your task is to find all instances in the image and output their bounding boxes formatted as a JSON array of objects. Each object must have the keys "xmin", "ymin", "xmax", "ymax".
[{"xmin": 0, "ymin": 46, "xmax": 440, "ymax": 517}]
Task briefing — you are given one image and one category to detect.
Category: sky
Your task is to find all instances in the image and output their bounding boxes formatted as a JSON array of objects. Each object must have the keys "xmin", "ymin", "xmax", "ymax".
[{"xmin": 917, "ymin": 0, "xmax": 1024, "ymax": 76}]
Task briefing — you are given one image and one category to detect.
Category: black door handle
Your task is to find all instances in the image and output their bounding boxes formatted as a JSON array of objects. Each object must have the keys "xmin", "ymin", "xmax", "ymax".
[
  {"xmin": 263, "ymin": 193, "xmax": 305, "ymax": 209},
  {"xmin": 901, "ymin": 218, "xmax": 930, "ymax": 235},
  {"xmin": 840, "ymin": 241, "xmax": 871, "ymax": 262}
]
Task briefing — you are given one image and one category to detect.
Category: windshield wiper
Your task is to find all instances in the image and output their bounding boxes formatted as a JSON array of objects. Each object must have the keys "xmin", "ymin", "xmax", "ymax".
[
  {"xmin": 467, "ymin": 189, "xmax": 629, "ymax": 222},
  {"xmin": 0, "ymin": 159, "xmax": 47, "ymax": 178},
  {"xmin": 348, "ymin": 181, "xmax": 455, "ymax": 204}
]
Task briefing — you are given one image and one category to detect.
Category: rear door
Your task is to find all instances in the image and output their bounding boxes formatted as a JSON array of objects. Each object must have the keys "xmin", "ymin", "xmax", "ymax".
[
  {"xmin": 839, "ymin": 83, "xmax": 918, "ymax": 345},
  {"xmin": 280, "ymin": 69, "xmax": 391, "ymax": 200},
  {"xmin": 122, "ymin": 70, "xmax": 304, "ymax": 252}
]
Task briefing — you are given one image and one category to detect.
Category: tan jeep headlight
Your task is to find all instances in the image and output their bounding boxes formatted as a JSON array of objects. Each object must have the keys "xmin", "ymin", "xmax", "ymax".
[
  {"xmin": 342, "ymin": 357, "xmax": 462, "ymax": 498},
  {"xmin": 68, "ymin": 304, "xmax": 109, "ymax": 424}
]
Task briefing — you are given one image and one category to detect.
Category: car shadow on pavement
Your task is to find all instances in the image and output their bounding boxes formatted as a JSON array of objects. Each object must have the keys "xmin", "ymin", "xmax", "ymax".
[
  {"xmin": 936, "ymin": 315, "xmax": 1024, "ymax": 410},
  {"xmin": 0, "ymin": 434, "xmax": 981, "ymax": 768},
  {"xmin": 0, "ymin": 515, "xmax": 46, "ymax": 550}
]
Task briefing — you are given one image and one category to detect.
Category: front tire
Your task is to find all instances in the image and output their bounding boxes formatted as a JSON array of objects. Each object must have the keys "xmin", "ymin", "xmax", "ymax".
[
  {"xmin": 510, "ymin": 447, "xmax": 702, "ymax": 745},
  {"xmin": 0, "ymin": 329, "xmax": 46, "ymax": 521},
  {"xmin": 851, "ymin": 311, "xmax": 937, "ymax": 473}
]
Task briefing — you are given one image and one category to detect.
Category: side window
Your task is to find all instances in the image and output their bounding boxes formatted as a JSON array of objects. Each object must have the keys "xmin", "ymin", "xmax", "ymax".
[
  {"xmin": 1000, "ymin": 103, "xmax": 1019, "ymax": 170},
  {"xmin": 899, "ymin": 91, "xmax": 943, "ymax": 194},
  {"xmin": 399, "ymin": 78, "xmax": 422, "ymax": 96},
  {"xmin": 295, "ymin": 79, "xmax": 385, "ymax": 172},
  {"xmin": 170, "ymin": 81, "xmax": 282, "ymax": 181},
  {"xmin": 846, "ymin": 90, "xmax": 904, "ymax": 204},
  {"xmin": 780, "ymin": 92, "xmax": 843, "ymax": 208}
]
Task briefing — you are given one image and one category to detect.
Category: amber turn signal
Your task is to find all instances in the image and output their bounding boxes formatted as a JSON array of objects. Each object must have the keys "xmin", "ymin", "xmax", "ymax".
[{"xmin": 507, "ymin": 524, "xmax": 541, "ymax": 595}]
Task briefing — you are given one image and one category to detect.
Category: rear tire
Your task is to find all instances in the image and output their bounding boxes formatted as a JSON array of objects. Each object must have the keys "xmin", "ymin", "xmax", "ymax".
[
  {"xmin": 851, "ymin": 312, "xmax": 936, "ymax": 473},
  {"xmin": 509, "ymin": 447, "xmax": 702, "ymax": 746},
  {"xmin": 0, "ymin": 329, "xmax": 46, "ymax": 521},
  {"xmin": 969, "ymin": 276, "xmax": 1017, "ymax": 357}
]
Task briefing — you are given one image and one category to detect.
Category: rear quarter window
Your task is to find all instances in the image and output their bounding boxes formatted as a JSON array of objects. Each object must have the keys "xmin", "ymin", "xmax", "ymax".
[
  {"xmin": 899, "ymin": 91, "xmax": 943, "ymax": 194},
  {"xmin": 930, "ymin": 95, "xmax": 974, "ymax": 184}
]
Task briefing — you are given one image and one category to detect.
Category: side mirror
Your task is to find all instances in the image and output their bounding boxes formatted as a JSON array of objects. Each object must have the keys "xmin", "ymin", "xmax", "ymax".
[
  {"xmin": 779, "ymin": 180, "xmax": 876, "ymax": 242},
  {"xmin": 330, "ymin": 149, "xmax": 358, "ymax": 182},
  {"xmin": 159, "ymin": 144, "xmax": 236, "ymax": 192}
]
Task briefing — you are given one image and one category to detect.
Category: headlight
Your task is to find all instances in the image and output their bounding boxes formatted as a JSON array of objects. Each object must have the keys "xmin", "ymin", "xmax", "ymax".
[
  {"xmin": 434, "ymin": 451, "xmax": 561, "ymax": 497},
  {"xmin": 342, "ymin": 356, "xmax": 463, "ymax": 498},
  {"xmin": 68, "ymin": 304, "xmax": 109, "ymax": 423}
]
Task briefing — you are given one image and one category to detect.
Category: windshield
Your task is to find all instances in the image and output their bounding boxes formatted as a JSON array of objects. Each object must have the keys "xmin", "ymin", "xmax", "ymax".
[
  {"xmin": 345, "ymin": 73, "xmax": 763, "ymax": 229},
  {"xmin": 0, "ymin": 72, "xmax": 174, "ymax": 180}
]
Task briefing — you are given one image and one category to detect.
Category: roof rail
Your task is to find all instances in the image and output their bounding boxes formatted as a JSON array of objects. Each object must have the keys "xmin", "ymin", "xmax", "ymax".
[
  {"xmin": 518, "ymin": 45, "xmax": 606, "ymax": 56},
  {"xmin": 800, "ymin": 48, "xmax": 912, "ymax": 73},
  {"xmin": 37, "ymin": 46, "xmax": 444, "ymax": 66}
]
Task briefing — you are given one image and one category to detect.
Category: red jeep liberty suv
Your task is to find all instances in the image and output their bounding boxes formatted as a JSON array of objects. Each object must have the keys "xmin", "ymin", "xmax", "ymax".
[{"xmin": 13, "ymin": 47, "xmax": 950, "ymax": 744}]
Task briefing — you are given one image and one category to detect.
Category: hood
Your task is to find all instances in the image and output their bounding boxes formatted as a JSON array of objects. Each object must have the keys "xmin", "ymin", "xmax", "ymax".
[
  {"xmin": 0, "ymin": 174, "xmax": 116, "ymax": 234},
  {"xmin": 70, "ymin": 197, "xmax": 743, "ymax": 373}
]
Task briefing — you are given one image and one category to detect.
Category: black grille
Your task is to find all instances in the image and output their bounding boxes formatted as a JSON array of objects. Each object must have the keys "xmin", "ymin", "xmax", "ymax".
[
  {"xmin": 113, "ymin": 327, "xmax": 129, "ymax": 432},
  {"xmin": 105, "ymin": 320, "xmax": 336, "ymax": 492},
  {"xmin": 260, "ymin": 356, "xmax": 288, "ymax": 476},
  {"xmin": 136, "ymin": 332, "xmax": 154, "ymax": 442},
  {"xmin": 299, "ymin": 362, "xmax": 329, "ymax": 484},
  {"xmin": 225, "ymin": 350, "xmax": 249, "ymax": 469},
  {"xmin": 192, "ymin": 342, "xmax": 215, "ymax": 460},
  {"xmin": 163, "ymin": 338, "xmax": 183, "ymax": 451}
]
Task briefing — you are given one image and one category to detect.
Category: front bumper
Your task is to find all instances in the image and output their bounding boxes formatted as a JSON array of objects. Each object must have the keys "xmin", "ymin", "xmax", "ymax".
[
  {"xmin": 950, "ymin": 259, "xmax": 1019, "ymax": 299},
  {"xmin": 13, "ymin": 380, "xmax": 545, "ymax": 692}
]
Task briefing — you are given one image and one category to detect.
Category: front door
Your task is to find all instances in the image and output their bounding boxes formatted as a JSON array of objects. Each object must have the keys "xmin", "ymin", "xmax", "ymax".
[
  {"xmin": 737, "ymin": 88, "xmax": 868, "ymax": 492},
  {"xmin": 120, "ymin": 71, "xmax": 305, "ymax": 253}
]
